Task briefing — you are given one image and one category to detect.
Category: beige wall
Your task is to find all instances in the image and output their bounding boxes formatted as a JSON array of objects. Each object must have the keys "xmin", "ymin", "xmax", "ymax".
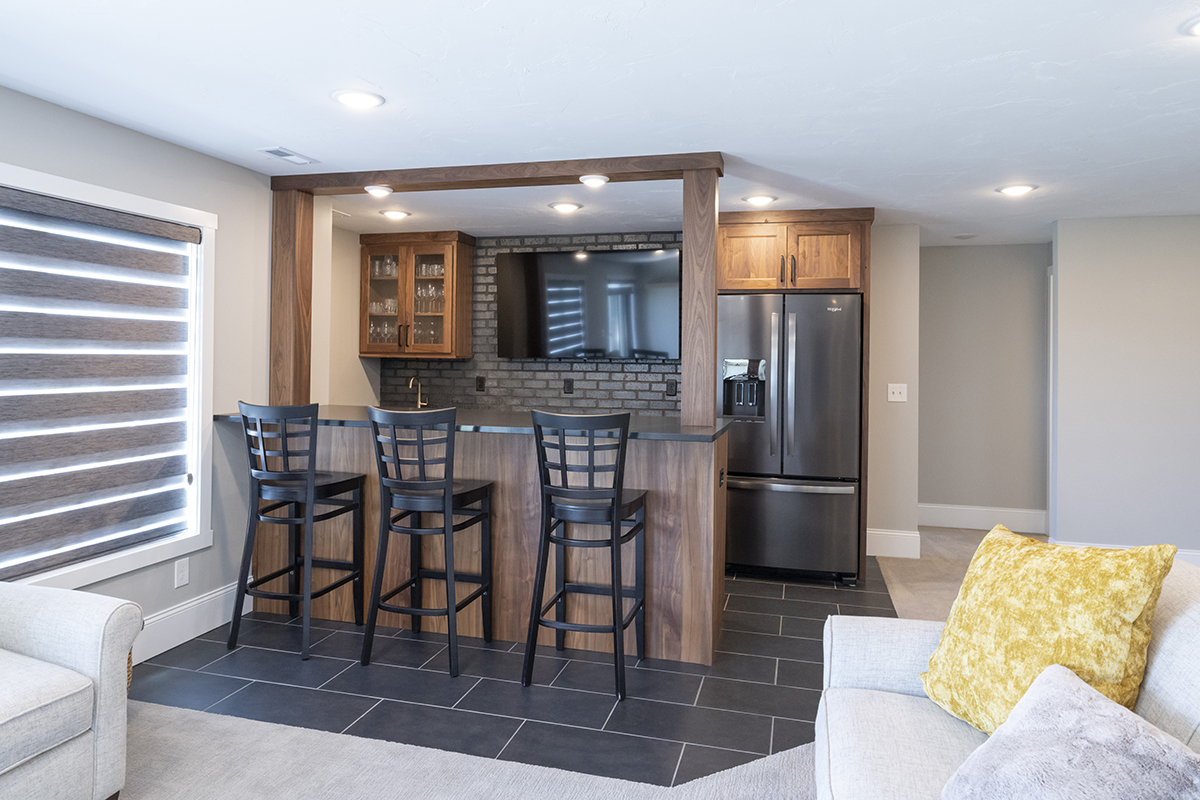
[
  {"xmin": 1052, "ymin": 216, "xmax": 1200, "ymax": 555},
  {"xmin": 0, "ymin": 85, "xmax": 272, "ymax": 616},
  {"xmin": 866, "ymin": 224, "xmax": 921, "ymax": 543},
  {"xmin": 919, "ymin": 244, "xmax": 1049, "ymax": 512}
]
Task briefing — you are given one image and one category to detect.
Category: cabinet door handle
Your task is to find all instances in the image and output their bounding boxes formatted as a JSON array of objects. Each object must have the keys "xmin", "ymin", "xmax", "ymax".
[
  {"xmin": 791, "ymin": 255, "xmax": 796, "ymax": 284},
  {"xmin": 779, "ymin": 255, "xmax": 785, "ymax": 285}
]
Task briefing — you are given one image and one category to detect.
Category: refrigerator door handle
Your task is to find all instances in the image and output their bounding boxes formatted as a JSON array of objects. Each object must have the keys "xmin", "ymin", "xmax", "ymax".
[
  {"xmin": 769, "ymin": 311, "xmax": 780, "ymax": 456},
  {"xmin": 727, "ymin": 478, "xmax": 857, "ymax": 495},
  {"xmin": 786, "ymin": 311, "xmax": 797, "ymax": 455}
]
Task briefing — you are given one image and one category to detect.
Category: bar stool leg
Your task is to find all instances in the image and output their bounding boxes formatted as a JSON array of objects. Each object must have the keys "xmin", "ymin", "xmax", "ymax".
[
  {"xmin": 409, "ymin": 517, "xmax": 423, "ymax": 635},
  {"xmin": 480, "ymin": 492, "xmax": 494, "ymax": 643},
  {"xmin": 352, "ymin": 484, "xmax": 365, "ymax": 626},
  {"xmin": 300, "ymin": 501, "xmax": 315, "ymax": 660},
  {"xmin": 522, "ymin": 504, "xmax": 553, "ymax": 687},
  {"xmin": 361, "ymin": 493, "xmax": 392, "ymax": 666},
  {"xmin": 610, "ymin": 515, "xmax": 627, "ymax": 700},
  {"xmin": 635, "ymin": 505, "xmax": 646, "ymax": 661},
  {"xmin": 287, "ymin": 503, "xmax": 301, "ymax": 620},
  {"xmin": 554, "ymin": 522, "xmax": 566, "ymax": 651},
  {"xmin": 229, "ymin": 481, "xmax": 260, "ymax": 650},
  {"xmin": 443, "ymin": 507, "xmax": 459, "ymax": 678}
]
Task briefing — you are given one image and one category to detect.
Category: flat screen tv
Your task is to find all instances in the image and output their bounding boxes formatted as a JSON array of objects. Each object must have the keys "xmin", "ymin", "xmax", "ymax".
[{"xmin": 496, "ymin": 249, "xmax": 681, "ymax": 359}]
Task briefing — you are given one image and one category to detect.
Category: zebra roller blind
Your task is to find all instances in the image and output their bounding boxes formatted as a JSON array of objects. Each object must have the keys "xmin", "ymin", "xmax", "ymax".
[{"xmin": 0, "ymin": 186, "xmax": 201, "ymax": 580}]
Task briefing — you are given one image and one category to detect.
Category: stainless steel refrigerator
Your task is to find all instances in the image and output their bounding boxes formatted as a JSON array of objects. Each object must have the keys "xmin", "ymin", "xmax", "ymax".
[{"xmin": 717, "ymin": 293, "xmax": 862, "ymax": 579}]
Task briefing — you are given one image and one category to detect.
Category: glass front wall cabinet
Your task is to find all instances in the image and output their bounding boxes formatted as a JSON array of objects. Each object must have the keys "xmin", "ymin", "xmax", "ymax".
[{"xmin": 359, "ymin": 231, "xmax": 475, "ymax": 359}]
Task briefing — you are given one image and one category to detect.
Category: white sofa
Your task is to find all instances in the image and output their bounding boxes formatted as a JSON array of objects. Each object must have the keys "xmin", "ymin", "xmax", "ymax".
[
  {"xmin": 814, "ymin": 559, "xmax": 1200, "ymax": 799},
  {"xmin": 0, "ymin": 582, "xmax": 142, "ymax": 800}
]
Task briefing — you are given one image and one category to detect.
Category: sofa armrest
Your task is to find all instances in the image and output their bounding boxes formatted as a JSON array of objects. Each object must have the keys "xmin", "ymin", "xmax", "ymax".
[
  {"xmin": 822, "ymin": 614, "xmax": 944, "ymax": 697},
  {"xmin": 0, "ymin": 582, "xmax": 142, "ymax": 800}
]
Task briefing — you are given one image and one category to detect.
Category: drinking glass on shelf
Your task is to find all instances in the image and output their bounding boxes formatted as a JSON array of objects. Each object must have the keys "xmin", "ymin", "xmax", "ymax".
[{"xmin": 384, "ymin": 297, "xmax": 397, "ymax": 314}]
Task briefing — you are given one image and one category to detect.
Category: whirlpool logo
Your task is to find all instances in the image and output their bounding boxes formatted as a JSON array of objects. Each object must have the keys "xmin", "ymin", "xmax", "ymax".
[{"xmin": 826, "ymin": 306, "xmax": 843, "ymax": 312}]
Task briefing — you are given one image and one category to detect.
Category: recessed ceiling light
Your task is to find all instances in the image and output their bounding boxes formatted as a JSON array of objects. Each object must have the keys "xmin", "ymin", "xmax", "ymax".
[
  {"xmin": 333, "ymin": 90, "xmax": 386, "ymax": 109},
  {"xmin": 364, "ymin": 185, "xmax": 393, "ymax": 198},
  {"xmin": 996, "ymin": 185, "xmax": 1037, "ymax": 196},
  {"xmin": 1182, "ymin": 15, "xmax": 1200, "ymax": 35},
  {"xmin": 550, "ymin": 203, "xmax": 581, "ymax": 213},
  {"xmin": 380, "ymin": 210, "xmax": 409, "ymax": 220},
  {"xmin": 574, "ymin": 251, "xmax": 589, "ymax": 260},
  {"xmin": 953, "ymin": 234, "xmax": 977, "ymax": 240},
  {"xmin": 579, "ymin": 175, "xmax": 610, "ymax": 188},
  {"xmin": 744, "ymin": 195, "xmax": 777, "ymax": 206}
]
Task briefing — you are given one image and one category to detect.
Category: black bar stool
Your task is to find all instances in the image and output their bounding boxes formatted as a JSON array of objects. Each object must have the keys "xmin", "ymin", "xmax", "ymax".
[
  {"xmin": 230, "ymin": 402, "xmax": 366, "ymax": 659},
  {"xmin": 361, "ymin": 406, "xmax": 494, "ymax": 677},
  {"xmin": 521, "ymin": 410, "xmax": 647, "ymax": 699}
]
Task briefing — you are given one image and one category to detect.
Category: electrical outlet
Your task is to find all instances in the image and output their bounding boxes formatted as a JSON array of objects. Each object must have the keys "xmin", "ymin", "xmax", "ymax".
[
  {"xmin": 174, "ymin": 557, "xmax": 190, "ymax": 588},
  {"xmin": 475, "ymin": 375, "xmax": 486, "ymax": 393},
  {"xmin": 563, "ymin": 378, "xmax": 574, "ymax": 395},
  {"xmin": 666, "ymin": 379, "xmax": 678, "ymax": 397},
  {"xmin": 887, "ymin": 383, "xmax": 908, "ymax": 403}
]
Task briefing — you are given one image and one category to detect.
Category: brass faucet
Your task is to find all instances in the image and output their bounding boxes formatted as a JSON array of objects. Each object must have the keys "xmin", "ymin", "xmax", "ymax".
[{"xmin": 409, "ymin": 376, "xmax": 428, "ymax": 409}]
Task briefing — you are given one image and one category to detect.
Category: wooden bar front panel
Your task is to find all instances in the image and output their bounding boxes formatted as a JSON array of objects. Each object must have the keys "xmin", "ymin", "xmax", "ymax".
[{"xmin": 250, "ymin": 427, "xmax": 728, "ymax": 665}]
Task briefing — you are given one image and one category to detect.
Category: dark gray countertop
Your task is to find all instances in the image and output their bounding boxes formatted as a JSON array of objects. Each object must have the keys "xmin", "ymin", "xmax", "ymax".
[{"xmin": 214, "ymin": 405, "xmax": 731, "ymax": 443}]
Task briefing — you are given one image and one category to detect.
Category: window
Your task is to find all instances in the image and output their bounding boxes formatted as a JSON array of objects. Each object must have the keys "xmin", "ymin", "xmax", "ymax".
[{"xmin": 0, "ymin": 184, "xmax": 204, "ymax": 581}]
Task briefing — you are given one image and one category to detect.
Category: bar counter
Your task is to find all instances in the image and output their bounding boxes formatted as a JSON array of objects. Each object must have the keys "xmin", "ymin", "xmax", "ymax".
[{"xmin": 217, "ymin": 406, "xmax": 731, "ymax": 666}]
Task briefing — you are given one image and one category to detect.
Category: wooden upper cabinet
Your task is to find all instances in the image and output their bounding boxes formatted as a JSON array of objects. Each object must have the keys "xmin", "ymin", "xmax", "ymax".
[
  {"xmin": 717, "ymin": 224, "xmax": 787, "ymax": 291},
  {"xmin": 359, "ymin": 231, "xmax": 475, "ymax": 359},
  {"xmin": 717, "ymin": 209, "xmax": 873, "ymax": 293}
]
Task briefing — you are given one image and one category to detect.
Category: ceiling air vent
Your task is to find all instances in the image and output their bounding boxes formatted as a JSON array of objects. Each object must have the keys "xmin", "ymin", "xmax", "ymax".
[{"xmin": 259, "ymin": 147, "xmax": 319, "ymax": 165}]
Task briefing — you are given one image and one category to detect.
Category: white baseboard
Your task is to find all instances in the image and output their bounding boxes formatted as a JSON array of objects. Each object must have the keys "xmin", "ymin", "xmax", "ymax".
[
  {"xmin": 1051, "ymin": 541, "xmax": 1200, "ymax": 570},
  {"xmin": 132, "ymin": 582, "xmax": 251, "ymax": 664},
  {"xmin": 866, "ymin": 529, "xmax": 921, "ymax": 559},
  {"xmin": 918, "ymin": 503, "xmax": 1046, "ymax": 535}
]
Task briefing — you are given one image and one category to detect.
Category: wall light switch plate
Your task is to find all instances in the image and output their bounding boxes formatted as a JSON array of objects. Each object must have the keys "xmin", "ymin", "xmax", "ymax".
[
  {"xmin": 475, "ymin": 375, "xmax": 486, "ymax": 393},
  {"xmin": 563, "ymin": 378, "xmax": 574, "ymax": 395},
  {"xmin": 666, "ymin": 379, "xmax": 678, "ymax": 397},
  {"xmin": 887, "ymin": 384, "xmax": 908, "ymax": 403},
  {"xmin": 174, "ymin": 557, "xmax": 190, "ymax": 588}
]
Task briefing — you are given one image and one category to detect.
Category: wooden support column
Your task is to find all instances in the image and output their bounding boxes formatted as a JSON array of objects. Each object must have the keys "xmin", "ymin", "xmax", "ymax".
[
  {"xmin": 681, "ymin": 169, "xmax": 719, "ymax": 427},
  {"xmin": 269, "ymin": 189, "xmax": 314, "ymax": 405}
]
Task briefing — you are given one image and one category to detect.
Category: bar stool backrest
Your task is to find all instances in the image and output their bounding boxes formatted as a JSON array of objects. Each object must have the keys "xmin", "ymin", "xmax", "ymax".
[
  {"xmin": 367, "ymin": 406, "xmax": 456, "ymax": 497},
  {"xmin": 238, "ymin": 402, "xmax": 319, "ymax": 485},
  {"xmin": 530, "ymin": 410, "xmax": 630, "ymax": 503}
]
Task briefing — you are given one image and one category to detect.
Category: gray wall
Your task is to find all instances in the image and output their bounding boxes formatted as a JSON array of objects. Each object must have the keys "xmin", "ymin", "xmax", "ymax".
[
  {"xmin": 919, "ymin": 244, "xmax": 1049, "ymax": 510},
  {"xmin": 380, "ymin": 232, "xmax": 683, "ymax": 415},
  {"xmin": 866, "ymin": 224, "xmax": 921, "ymax": 538},
  {"xmin": 1052, "ymin": 217, "xmax": 1200, "ymax": 552},
  {"xmin": 0, "ymin": 85, "xmax": 272, "ymax": 615}
]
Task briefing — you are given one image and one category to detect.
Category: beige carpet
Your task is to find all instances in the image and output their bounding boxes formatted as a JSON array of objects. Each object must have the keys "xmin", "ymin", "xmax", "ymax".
[
  {"xmin": 878, "ymin": 526, "xmax": 1048, "ymax": 620},
  {"xmin": 124, "ymin": 701, "xmax": 815, "ymax": 800}
]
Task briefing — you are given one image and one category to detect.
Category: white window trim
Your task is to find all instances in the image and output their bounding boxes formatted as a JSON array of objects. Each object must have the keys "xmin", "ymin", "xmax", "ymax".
[{"xmin": 0, "ymin": 161, "xmax": 217, "ymax": 590}]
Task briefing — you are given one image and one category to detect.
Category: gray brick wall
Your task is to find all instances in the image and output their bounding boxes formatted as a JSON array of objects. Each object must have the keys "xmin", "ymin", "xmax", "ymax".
[{"xmin": 380, "ymin": 231, "xmax": 684, "ymax": 415}]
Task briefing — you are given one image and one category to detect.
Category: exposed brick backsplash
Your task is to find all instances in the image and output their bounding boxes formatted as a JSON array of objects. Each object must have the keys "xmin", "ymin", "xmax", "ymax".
[{"xmin": 379, "ymin": 231, "xmax": 683, "ymax": 415}]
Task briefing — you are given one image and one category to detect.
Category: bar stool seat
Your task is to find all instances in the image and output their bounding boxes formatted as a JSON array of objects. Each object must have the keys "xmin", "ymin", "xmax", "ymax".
[
  {"xmin": 550, "ymin": 489, "xmax": 646, "ymax": 525},
  {"xmin": 230, "ymin": 402, "xmax": 366, "ymax": 660},
  {"xmin": 361, "ymin": 406, "xmax": 494, "ymax": 677}
]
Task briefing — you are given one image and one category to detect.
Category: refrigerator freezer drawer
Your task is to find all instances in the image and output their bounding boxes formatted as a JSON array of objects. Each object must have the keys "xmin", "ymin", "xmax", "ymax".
[{"xmin": 726, "ymin": 477, "xmax": 858, "ymax": 575}]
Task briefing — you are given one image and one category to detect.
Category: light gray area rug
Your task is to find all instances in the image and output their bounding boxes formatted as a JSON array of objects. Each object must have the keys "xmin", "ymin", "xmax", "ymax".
[{"xmin": 125, "ymin": 701, "xmax": 815, "ymax": 800}]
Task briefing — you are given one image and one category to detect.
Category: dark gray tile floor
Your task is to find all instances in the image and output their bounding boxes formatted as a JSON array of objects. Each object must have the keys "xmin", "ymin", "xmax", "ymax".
[{"xmin": 129, "ymin": 557, "xmax": 895, "ymax": 787}]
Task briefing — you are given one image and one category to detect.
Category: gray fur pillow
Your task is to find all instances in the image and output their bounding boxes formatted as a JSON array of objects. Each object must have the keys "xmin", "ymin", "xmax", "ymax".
[{"xmin": 942, "ymin": 664, "xmax": 1200, "ymax": 800}]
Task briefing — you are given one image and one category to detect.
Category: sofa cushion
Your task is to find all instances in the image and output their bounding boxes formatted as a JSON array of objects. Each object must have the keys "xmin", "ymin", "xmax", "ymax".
[
  {"xmin": 815, "ymin": 687, "xmax": 987, "ymax": 800},
  {"xmin": 1136, "ymin": 559, "xmax": 1200, "ymax": 751},
  {"xmin": 0, "ymin": 648, "xmax": 94, "ymax": 775},
  {"xmin": 942, "ymin": 664, "xmax": 1200, "ymax": 799},
  {"xmin": 921, "ymin": 526, "xmax": 1176, "ymax": 734}
]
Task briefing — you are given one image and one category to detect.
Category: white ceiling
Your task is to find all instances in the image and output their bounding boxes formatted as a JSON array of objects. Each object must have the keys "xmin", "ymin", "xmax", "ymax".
[{"xmin": 2, "ymin": 1, "xmax": 1198, "ymax": 244}]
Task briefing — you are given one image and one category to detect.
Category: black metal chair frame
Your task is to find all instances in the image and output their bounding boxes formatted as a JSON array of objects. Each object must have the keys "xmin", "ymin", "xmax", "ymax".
[
  {"xmin": 522, "ymin": 410, "xmax": 646, "ymax": 699},
  {"xmin": 230, "ymin": 402, "xmax": 366, "ymax": 659},
  {"xmin": 361, "ymin": 406, "xmax": 493, "ymax": 677}
]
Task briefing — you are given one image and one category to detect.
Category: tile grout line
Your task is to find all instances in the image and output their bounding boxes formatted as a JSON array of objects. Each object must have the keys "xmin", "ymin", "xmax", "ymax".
[
  {"xmin": 774, "ymin": 659, "xmax": 779, "ymax": 685},
  {"xmin": 316, "ymin": 660, "xmax": 358, "ymax": 690},
  {"xmin": 669, "ymin": 744, "xmax": 687, "ymax": 787},
  {"xmin": 769, "ymin": 717, "xmax": 776, "ymax": 755},
  {"xmin": 201, "ymin": 680, "xmax": 254, "ymax": 712},
  {"xmin": 692, "ymin": 675, "xmax": 705, "ymax": 706},
  {"xmin": 600, "ymin": 698, "xmax": 620, "ymax": 731},
  {"xmin": 416, "ymin": 645, "xmax": 449, "ymax": 670},
  {"xmin": 451, "ymin": 677, "xmax": 483, "ymax": 709},
  {"xmin": 338, "ymin": 698, "xmax": 383, "ymax": 734},
  {"xmin": 494, "ymin": 719, "xmax": 526, "ymax": 760}
]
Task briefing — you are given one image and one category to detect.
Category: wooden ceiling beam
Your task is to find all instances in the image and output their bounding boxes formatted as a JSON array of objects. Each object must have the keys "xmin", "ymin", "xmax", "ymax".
[{"xmin": 270, "ymin": 152, "xmax": 725, "ymax": 195}]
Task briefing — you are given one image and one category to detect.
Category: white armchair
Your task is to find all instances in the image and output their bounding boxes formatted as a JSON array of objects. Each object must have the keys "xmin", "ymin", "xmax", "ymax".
[{"xmin": 0, "ymin": 582, "xmax": 142, "ymax": 800}]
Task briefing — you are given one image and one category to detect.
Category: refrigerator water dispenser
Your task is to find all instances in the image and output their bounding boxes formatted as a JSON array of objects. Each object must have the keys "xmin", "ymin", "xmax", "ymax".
[{"xmin": 722, "ymin": 359, "xmax": 767, "ymax": 418}]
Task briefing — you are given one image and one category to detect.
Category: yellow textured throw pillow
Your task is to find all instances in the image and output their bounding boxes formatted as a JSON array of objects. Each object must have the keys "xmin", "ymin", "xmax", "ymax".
[{"xmin": 920, "ymin": 526, "xmax": 1176, "ymax": 734}]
